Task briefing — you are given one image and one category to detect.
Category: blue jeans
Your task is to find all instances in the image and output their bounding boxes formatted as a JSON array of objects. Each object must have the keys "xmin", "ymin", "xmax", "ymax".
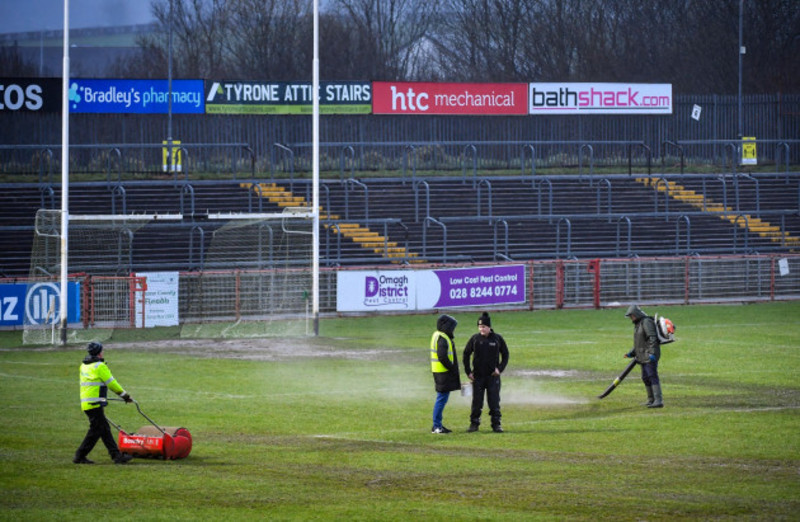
[{"xmin": 432, "ymin": 391, "xmax": 451, "ymax": 428}]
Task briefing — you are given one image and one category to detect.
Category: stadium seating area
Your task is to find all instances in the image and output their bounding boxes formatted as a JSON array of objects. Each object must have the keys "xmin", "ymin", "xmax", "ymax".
[
  {"xmin": 1, "ymin": 172, "xmax": 798, "ymax": 278},
  {"xmin": 318, "ymin": 174, "xmax": 800, "ymax": 262}
]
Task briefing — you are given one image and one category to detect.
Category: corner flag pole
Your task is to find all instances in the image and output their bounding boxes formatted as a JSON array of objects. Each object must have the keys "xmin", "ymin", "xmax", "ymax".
[
  {"xmin": 59, "ymin": 0, "xmax": 70, "ymax": 345},
  {"xmin": 312, "ymin": 0, "xmax": 320, "ymax": 336}
]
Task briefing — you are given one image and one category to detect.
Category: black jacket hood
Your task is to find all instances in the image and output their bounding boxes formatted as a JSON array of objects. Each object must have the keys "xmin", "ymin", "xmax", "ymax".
[
  {"xmin": 437, "ymin": 314, "xmax": 458, "ymax": 337},
  {"xmin": 625, "ymin": 304, "xmax": 647, "ymax": 321}
]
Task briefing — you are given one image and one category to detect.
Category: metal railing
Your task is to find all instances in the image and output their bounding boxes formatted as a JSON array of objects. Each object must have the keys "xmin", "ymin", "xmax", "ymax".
[
  {"xmin": 1, "ymin": 171, "xmax": 798, "ymax": 277},
  {"xmin": 5, "ymin": 254, "xmax": 798, "ymax": 334}
]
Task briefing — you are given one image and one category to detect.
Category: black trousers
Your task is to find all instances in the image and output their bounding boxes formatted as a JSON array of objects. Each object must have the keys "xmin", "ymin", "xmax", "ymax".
[
  {"xmin": 470, "ymin": 374, "xmax": 502, "ymax": 427},
  {"xmin": 640, "ymin": 360, "xmax": 660, "ymax": 386},
  {"xmin": 75, "ymin": 407, "xmax": 120, "ymax": 459}
]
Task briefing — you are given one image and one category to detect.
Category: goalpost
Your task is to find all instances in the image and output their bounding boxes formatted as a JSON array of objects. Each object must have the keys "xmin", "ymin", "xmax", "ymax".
[{"xmin": 49, "ymin": 0, "xmax": 322, "ymax": 344}]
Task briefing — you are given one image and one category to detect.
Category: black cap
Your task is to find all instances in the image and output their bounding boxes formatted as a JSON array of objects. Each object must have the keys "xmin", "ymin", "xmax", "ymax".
[
  {"xmin": 86, "ymin": 342, "xmax": 103, "ymax": 356},
  {"xmin": 477, "ymin": 312, "xmax": 491, "ymax": 327}
]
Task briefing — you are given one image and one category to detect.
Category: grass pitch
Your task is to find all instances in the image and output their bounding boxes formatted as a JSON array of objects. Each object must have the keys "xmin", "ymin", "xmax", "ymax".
[{"xmin": 1, "ymin": 302, "xmax": 798, "ymax": 520}]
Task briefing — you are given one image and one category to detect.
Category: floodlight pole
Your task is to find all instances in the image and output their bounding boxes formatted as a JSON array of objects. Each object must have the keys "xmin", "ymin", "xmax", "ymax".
[
  {"xmin": 59, "ymin": 0, "xmax": 70, "ymax": 345},
  {"xmin": 737, "ymin": 0, "xmax": 743, "ymax": 139},
  {"xmin": 167, "ymin": 0, "xmax": 174, "ymax": 170},
  {"xmin": 312, "ymin": 0, "xmax": 320, "ymax": 336}
]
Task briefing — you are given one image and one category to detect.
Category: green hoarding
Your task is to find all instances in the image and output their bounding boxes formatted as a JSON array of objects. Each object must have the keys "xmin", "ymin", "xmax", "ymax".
[{"xmin": 205, "ymin": 80, "xmax": 371, "ymax": 115}]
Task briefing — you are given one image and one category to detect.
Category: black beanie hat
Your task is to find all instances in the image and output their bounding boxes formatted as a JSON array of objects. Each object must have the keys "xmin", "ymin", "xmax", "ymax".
[
  {"xmin": 477, "ymin": 312, "xmax": 491, "ymax": 327},
  {"xmin": 86, "ymin": 342, "xmax": 103, "ymax": 356}
]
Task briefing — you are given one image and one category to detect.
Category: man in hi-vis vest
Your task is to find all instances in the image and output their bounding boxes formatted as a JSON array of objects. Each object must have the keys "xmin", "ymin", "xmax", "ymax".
[
  {"xmin": 74, "ymin": 342, "xmax": 134, "ymax": 464},
  {"xmin": 430, "ymin": 314, "xmax": 460, "ymax": 434}
]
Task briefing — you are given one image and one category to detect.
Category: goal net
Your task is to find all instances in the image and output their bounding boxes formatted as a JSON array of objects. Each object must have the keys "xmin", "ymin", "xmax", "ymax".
[
  {"xmin": 23, "ymin": 209, "xmax": 150, "ymax": 345},
  {"xmin": 23, "ymin": 208, "xmax": 314, "ymax": 345},
  {"xmin": 181, "ymin": 210, "xmax": 314, "ymax": 338}
]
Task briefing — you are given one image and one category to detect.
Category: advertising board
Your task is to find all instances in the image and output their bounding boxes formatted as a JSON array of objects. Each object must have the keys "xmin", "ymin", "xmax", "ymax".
[
  {"xmin": 0, "ymin": 281, "xmax": 80, "ymax": 327},
  {"xmin": 372, "ymin": 81, "xmax": 528, "ymax": 115},
  {"xmin": 528, "ymin": 82, "xmax": 672, "ymax": 114},
  {"xmin": 205, "ymin": 80, "xmax": 371, "ymax": 114},
  {"xmin": 336, "ymin": 265, "xmax": 525, "ymax": 312},
  {"xmin": 68, "ymin": 79, "xmax": 205, "ymax": 114},
  {"xmin": 0, "ymin": 78, "xmax": 61, "ymax": 112},
  {"xmin": 134, "ymin": 272, "xmax": 179, "ymax": 327}
]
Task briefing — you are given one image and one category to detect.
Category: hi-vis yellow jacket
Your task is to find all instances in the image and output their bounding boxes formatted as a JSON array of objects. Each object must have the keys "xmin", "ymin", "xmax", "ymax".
[
  {"xmin": 430, "ymin": 331, "xmax": 455, "ymax": 373},
  {"xmin": 79, "ymin": 361, "xmax": 125, "ymax": 411}
]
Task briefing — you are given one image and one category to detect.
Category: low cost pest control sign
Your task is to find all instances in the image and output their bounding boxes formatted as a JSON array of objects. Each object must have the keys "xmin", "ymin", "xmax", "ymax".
[{"xmin": 336, "ymin": 265, "xmax": 525, "ymax": 312}]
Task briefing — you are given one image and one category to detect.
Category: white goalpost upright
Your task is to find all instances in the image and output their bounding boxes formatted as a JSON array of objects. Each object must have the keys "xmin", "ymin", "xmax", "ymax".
[
  {"xmin": 59, "ymin": 0, "xmax": 71, "ymax": 345},
  {"xmin": 312, "ymin": 0, "xmax": 321, "ymax": 336}
]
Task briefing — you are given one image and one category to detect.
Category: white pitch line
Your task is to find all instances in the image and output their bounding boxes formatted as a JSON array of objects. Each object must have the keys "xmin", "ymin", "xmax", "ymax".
[
  {"xmin": 509, "ymin": 404, "xmax": 800, "ymax": 427},
  {"xmin": 312, "ymin": 430, "xmax": 420, "ymax": 441},
  {"xmin": 310, "ymin": 405, "xmax": 800, "ymax": 441}
]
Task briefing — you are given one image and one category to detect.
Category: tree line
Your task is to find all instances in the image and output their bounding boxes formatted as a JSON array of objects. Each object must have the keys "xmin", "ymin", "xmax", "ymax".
[{"xmin": 4, "ymin": 0, "xmax": 800, "ymax": 94}]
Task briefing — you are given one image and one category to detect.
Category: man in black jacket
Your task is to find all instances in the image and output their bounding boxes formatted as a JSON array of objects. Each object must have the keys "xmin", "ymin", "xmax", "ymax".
[
  {"xmin": 430, "ymin": 314, "xmax": 460, "ymax": 434},
  {"xmin": 624, "ymin": 304, "xmax": 664, "ymax": 408},
  {"xmin": 463, "ymin": 312, "xmax": 509, "ymax": 433}
]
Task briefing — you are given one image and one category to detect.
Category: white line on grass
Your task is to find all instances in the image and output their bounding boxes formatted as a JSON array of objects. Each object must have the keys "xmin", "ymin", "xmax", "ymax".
[
  {"xmin": 0, "ymin": 360, "xmax": 71, "ymax": 365},
  {"xmin": 309, "ymin": 404, "xmax": 800, "ymax": 442},
  {"xmin": 0, "ymin": 371, "xmax": 68, "ymax": 382},
  {"xmin": 508, "ymin": 404, "xmax": 800, "ymax": 428}
]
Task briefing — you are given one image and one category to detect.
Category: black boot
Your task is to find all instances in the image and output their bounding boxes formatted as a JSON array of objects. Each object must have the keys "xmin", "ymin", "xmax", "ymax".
[
  {"xmin": 643, "ymin": 385, "xmax": 654, "ymax": 406},
  {"xmin": 73, "ymin": 455, "xmax": 94, "ymax": 464},
  {"xmin": 113, "ymin": 452, "xmax": 133, "ymax": 464},
  {"xmin": 648, "ymin": 384, "xmax": 664, "ymax": 408}
]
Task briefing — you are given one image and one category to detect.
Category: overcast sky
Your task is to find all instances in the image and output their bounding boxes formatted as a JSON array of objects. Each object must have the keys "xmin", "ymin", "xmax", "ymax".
[{"xmin": 0, "ymin": 0, "xmax": 156, "ymax": 34}]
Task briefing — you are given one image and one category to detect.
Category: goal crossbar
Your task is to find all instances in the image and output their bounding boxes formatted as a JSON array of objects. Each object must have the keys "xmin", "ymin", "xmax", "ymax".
[
  {"xmin": 206, "ymin": 209, "xmax": 314, "ymax": 220},
  {"xmin": 69, "ymin": 208, "xmax": 314, "ymax": 222},
  {"xmin": 69, "ymin": 214, "xmax": 184, "ymax": 221}
]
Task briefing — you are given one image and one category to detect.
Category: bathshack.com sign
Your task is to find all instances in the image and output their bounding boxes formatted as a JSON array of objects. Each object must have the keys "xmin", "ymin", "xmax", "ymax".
[
  {"xmin": 336, "ymin": 265, "xmax": 525, "ymax": 312},
  {"xmin": 528, "ymin": 82, "xmax": 672, "ymax": 115}
]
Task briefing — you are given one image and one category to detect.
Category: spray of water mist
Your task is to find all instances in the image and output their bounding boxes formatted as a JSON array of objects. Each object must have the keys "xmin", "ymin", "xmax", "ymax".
[{"xmin": 503, "ymin": 370, "xmax": 590, "ymax": 405}]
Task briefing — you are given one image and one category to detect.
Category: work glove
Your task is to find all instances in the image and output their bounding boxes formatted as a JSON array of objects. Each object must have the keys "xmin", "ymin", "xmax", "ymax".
[
  {"xmin": 624, "ymin": 350, "xmax": 635, "ymax": 358},
  {"xmin": 648, "ymin": 354, "xmax": 656, "ymax": 363},
  {"xmin": 120, "ymin": 392, "xmax": 133, "ymax": 403}
]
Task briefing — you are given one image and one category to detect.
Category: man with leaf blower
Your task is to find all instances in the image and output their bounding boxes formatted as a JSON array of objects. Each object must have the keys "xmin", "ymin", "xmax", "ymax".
[
  {"xmin": 74, "ymin": 342, "xmax": 134, "ymax": 464},
  {"xmin": 624, "ymin": 305, "xmax": 664, "ymax": 408}
]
